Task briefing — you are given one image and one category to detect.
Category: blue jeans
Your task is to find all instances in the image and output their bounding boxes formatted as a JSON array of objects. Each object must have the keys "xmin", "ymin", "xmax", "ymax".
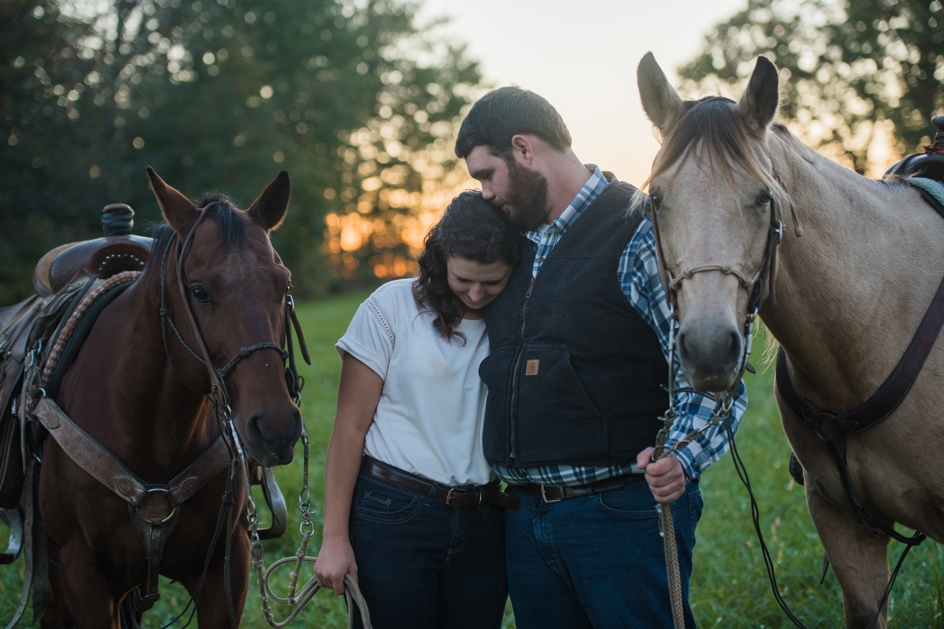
[
  {"xmin": 348, "ymin": 471, "xmax": 508, "ymax": 629},
  {"xmin": 505, "ymin": 478, "xmax": 703, "ymax": 629}
]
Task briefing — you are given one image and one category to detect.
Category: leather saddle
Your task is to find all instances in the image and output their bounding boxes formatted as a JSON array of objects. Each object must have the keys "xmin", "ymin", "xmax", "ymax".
[
  {"xmin": 0, "ymin": 205, "xmax": 152, "ymax": 514},
  {"xmin": 885, "ymin": 115, "xmax": 944, "ymax": 183},
  {"xmin": 31, "ymin": 204, "xmax": 152, "ymax": 298}
]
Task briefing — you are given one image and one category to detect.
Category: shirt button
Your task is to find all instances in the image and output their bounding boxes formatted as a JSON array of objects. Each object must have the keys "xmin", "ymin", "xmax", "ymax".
[{"xmin": 537, "ymin": 256, "xmax": 545, "ymax": 261}]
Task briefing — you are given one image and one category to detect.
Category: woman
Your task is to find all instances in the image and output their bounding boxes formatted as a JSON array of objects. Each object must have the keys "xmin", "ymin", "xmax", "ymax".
[{"xmin": 314, "ymin": 190, "xmax": 521, "ymax": 629}]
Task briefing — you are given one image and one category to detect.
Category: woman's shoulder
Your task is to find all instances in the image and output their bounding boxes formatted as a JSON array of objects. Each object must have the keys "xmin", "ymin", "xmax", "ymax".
[
  {"xmin": 368, "ymin": 278, "xmax": 418, "ymax": 309},
  {"xmin": 363, "ymin": 278, "xmax": 424, "ymax": 325}
]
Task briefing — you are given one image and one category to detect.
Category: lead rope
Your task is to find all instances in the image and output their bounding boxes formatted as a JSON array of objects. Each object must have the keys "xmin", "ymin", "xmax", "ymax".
[{"xmin": 652, "ymin": 306, "xmax": 754, "ymax": 629}]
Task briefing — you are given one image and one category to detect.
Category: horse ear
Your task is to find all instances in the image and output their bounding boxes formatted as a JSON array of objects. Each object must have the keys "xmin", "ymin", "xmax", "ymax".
[
  {"xmin": 248, "ymin": 171, "xmax": 290, "ymax": 232},
  {"xmin": 737, "ymin": 56, "xmax": 780, "ymax": 134},
  {"xmin": 147, "ymin": 167, "xmax": 199, "ymax": 235},
  {"xmin": 637, "ymin": 52, "xmax": 685, "ymax": 137}
]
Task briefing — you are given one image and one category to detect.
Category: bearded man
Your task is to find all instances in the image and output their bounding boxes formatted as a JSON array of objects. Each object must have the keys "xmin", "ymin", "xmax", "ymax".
[{"xmin": 455, "ymin": 86, "xmax": 748, "ymax": 629}]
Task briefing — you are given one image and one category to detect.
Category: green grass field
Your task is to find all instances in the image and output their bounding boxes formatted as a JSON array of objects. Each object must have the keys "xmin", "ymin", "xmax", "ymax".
[{"xmin": 3, "ymin": 292, "xmax": 944, "ymax": 627}]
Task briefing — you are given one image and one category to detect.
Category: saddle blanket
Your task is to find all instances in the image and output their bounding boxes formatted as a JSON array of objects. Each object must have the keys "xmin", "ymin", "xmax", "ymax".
[{"xmin": 909, "ymin": 177, "xmax": 944, "ymax": 209}]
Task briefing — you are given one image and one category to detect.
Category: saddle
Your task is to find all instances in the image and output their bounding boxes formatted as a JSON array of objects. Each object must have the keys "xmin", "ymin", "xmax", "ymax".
[
  {"xmin": 31, "ymin": 204, "xmax": 152, "ymax": 298},
  {"xmin": 0, "ymin": 204, "xmax": 149, "ymax": 511},
  {"xmin": 884, "ymin": 115, "xmax": 944, "ymax": 212}
]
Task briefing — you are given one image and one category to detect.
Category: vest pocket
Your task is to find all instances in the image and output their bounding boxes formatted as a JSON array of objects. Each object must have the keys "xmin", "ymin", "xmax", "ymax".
[
  {"xmin": 514, "ymin": 344, "xmax": 607, "ymax": 465},
  {"xmin": 479, "ymin": 346, "xmax": 518, "ymax": 464}
]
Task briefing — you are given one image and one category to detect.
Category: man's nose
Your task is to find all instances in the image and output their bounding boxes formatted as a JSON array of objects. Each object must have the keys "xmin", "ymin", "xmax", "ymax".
[{"xmin": 481, "ymin": 186, "xmax": 495, "ymax": 201}]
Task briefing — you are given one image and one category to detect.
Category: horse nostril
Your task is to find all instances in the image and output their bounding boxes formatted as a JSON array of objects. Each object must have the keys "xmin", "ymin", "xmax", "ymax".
[{"xmin": 726, "ymin": 331, "xmax": 743, "ymax": 369}]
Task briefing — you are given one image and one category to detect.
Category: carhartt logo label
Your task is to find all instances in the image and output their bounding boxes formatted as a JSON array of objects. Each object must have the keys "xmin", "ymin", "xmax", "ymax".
[{"xmin": 525, "ymin": 359, "xmax": 540, "ymax": 376}]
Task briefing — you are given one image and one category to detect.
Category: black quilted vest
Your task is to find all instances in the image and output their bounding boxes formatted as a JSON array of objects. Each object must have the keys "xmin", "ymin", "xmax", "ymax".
[{"xmin": 480, "ymin": 180, "xmax": 668, "ymax": 468}]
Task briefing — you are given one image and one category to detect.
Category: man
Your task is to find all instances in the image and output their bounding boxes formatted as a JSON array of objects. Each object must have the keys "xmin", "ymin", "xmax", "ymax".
[{"xmin": 455, "ymin": 86, "xmax": 747, "ymax": 628}]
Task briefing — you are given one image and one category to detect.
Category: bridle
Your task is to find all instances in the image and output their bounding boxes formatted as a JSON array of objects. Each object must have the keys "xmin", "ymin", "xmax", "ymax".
[
  {"xmin": 648, "ymin": 185, "xmax": 785, "ymax": 330},
  {"xmin": 155, "ymin": 203, "xmax": 311, "ymax": 627},
  {"xmin": 644, "ymin": 168, "xmax": 787, "ymax": 629},
  {"xmin": 158, "ymin": 201, "xmax": 308, "ymax": 413}
]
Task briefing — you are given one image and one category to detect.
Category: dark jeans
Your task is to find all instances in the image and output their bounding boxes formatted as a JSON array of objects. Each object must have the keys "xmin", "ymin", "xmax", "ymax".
[
  {"xmin": 349, "ymin": 470, "xmax": 508, "ymax": 629},
  {"xmin": 505, "ymin": 478, "xmax": 703, "ymax": 629}
]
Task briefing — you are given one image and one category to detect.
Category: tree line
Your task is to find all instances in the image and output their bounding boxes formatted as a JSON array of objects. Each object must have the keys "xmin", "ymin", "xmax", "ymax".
[
  {"xmin": 679, "ymin": 0, "xmax": 942, "ymax": 175},
  {"xmin": 0, "ymin": 0, "xmax": 481, "ymax": 303},
  {"xmin": 2, "ymin": 0, "xmax": 941, "ymax": 305}
]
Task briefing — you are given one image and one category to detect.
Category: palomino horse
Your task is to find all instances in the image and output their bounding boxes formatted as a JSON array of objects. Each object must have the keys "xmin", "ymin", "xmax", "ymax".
[
  {"xmin": 636, "ymin": 53, "xmax": 944, "ymax": 628},
  {"xmin": 35, "ymin": 170, "xmax": 302, "ymax": 627}
]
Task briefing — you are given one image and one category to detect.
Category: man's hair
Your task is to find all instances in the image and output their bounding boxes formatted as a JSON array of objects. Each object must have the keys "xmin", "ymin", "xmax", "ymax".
[{"xmin": 455, "ymin": 86, "xmax": 572, "ymax": 160}]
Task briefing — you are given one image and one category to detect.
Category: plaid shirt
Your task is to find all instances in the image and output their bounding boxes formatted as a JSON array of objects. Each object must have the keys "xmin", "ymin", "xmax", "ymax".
[{"xmin": 493, "ymin": 166, "xmax": 747, "ymax": 486}]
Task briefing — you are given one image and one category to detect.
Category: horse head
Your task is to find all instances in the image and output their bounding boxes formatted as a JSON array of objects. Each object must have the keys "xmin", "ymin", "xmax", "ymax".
[
  {"xmin": 147, "ymin": 168, "xmax": 302, "ymax": 466},
  {"xmin": 637, "ymin": 52, "xmax": 785, "ymax": 392}
]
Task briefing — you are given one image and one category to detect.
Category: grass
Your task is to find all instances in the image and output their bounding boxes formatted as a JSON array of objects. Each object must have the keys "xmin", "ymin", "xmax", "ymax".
[{"xmin": 2, "ymin": 293, "xmax": 944, "ymax": 627}]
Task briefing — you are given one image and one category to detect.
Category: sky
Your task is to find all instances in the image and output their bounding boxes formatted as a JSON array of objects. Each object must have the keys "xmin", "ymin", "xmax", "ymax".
[{"xmin": 417, "ymin": 0, "xmax": 748, "ymax": 187}]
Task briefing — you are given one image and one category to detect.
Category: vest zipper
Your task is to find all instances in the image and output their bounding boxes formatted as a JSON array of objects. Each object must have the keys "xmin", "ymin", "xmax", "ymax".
[{"xmin": 508, "ymin": 276, "xmax": 537, "ymax": 461}]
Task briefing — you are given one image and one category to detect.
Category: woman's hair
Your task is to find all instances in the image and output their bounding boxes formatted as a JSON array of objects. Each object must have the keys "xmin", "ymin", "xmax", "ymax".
[{"xmin": 413, "ymin": 190, "xmax": 520, "ymax": 340}]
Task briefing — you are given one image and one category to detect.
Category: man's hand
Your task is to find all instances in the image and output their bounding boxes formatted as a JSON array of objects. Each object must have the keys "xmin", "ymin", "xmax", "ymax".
[{"xmin": 636, "ymin": 448, "xmax": 686, "ymax": 504}]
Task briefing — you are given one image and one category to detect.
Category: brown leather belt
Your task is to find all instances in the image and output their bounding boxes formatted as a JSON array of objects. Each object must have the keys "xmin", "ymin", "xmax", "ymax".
[
  {"xmin": 515, "ymin": 474, "xmax": 643, "ymax": 504},
  {"xmin": 360, "ymin": 455, "xmax": 520, "ymax": 511}
]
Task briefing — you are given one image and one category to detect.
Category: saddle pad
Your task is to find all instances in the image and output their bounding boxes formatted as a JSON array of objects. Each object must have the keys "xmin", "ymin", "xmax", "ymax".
[{"xmin": 909, "ymin": 177, "xmax": 944, "ymax": 210}]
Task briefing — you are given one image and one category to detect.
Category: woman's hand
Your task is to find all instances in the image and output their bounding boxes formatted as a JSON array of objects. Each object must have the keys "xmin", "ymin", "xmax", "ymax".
[{"xmin": 314, "ymin": 537, "xmax": 358, "ymax": 595}]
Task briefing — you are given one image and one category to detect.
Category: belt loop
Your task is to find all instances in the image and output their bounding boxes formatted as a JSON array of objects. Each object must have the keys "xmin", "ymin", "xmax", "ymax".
[{"xmin": 425, "ymin": 482, "xmax": 438, "ymax": 504}]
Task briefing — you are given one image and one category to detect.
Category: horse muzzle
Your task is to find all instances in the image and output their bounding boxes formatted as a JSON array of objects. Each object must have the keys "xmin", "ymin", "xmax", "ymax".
[
  {"xmin": 240, "ymin": 407, "xmax": 302, "ymax": 466},
  {"xmin": 676, "ymin": 316, "xmax": 744, "ymax": 392}
]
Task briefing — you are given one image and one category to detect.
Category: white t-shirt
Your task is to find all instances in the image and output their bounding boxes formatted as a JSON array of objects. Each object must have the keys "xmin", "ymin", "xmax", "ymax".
[{"xmin": 336, "ymin": 278, "xmax": 493, "ymax": 486}]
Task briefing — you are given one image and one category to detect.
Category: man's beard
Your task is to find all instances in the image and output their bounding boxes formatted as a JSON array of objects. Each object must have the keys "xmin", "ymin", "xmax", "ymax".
[{"xmin": 504, "ymin": 161, "xmax": 549, "ymax": 231}]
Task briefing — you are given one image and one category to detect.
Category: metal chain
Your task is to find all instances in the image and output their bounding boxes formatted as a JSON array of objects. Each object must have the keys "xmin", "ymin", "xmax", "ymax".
[{"xmin": 246, "ymin": 424, "xmax": 372, "ymax": 629}]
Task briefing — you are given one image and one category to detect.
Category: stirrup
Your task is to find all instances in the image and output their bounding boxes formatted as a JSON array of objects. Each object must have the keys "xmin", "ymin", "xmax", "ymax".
[
  {"xmin": 788, "ymin": 451, "xmax": 805, "ymax": 486},
  {"xmin": 0, "ymin": 508, "xmax": 23, "ymax": 564}
]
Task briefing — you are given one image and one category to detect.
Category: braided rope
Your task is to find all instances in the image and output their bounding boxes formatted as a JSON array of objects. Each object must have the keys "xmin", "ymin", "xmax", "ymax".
[
  {"xmin": 657, "ymin": 504, "xmax": 686, "ymax": 628},
  {"xmin": 40, "ymin": 271, "xmax": 141, "ymax": 385}
]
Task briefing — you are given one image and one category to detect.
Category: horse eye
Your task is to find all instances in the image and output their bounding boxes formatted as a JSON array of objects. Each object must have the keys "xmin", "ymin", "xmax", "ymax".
[
  {"xmin": 191, "ymin": 286, "xmax": 211, "ymax": 303},
  {"xmin": 756, "ymin": 191, "xmax": 772, "ymax": 208}
]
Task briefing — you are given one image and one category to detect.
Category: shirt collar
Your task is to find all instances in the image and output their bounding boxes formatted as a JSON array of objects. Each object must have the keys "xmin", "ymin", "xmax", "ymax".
[{"xmin": 525, "ymin": 165, "xmax": 609, "ymax": 242}]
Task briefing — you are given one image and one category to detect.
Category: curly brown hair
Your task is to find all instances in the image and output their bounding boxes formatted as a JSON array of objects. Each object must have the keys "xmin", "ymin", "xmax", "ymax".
[{"xmin": 413, "ymin": 191, "xmax": 520, "ymax": 341}]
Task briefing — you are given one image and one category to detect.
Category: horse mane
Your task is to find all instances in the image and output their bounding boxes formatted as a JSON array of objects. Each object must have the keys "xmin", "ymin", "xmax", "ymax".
[
  {"xmin": 644, "ymin": 96, "xmax": 787, "ymax": 207},
  {"xmin": 143, "ymin": 196, "xmax": 248, "ymax": 277}
]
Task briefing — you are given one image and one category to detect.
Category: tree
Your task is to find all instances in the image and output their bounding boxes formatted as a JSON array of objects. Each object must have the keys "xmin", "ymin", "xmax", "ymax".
[
  {"xmin": 677, "ymin": 0, "xmax": 944, "ymax": 174},
  {"xmin": 0, "ymin": 0, "xmax": 482, "ymax": 302}
]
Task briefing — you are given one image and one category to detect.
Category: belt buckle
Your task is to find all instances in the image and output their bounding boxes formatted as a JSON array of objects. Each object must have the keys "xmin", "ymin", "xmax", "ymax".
[
  {"xmin": 540, "ymin": 485, "xmax": 562, "ymax": 504},
  {"xmin": 446, "ymin": 487, "xmax": 482, "ymax": 508}
]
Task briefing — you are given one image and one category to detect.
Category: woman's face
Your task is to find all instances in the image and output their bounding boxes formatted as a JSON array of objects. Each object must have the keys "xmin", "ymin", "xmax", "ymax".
[{"xmin": 446, "ymin": 256, "xmax": 513, "ymax": 316}]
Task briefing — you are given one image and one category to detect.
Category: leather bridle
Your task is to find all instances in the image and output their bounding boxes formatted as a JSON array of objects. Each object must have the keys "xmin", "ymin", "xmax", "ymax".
[
  {"xmin": 648, "ymin": 188, "xmax": 784, "ymax": 325},
  {"xmin": 158, "ymin": 202, "xmax": 309, "ymax": 413}
]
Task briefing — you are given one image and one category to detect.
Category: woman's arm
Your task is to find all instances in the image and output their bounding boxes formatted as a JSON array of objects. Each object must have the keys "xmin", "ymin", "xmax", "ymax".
[{"xmin": 314, "ymin": 353, "xmax": 384, "ymax": 595}]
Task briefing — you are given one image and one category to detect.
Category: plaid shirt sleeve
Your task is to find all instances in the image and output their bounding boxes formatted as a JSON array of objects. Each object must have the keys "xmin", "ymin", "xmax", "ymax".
[{"xmin": 621, "ymin": 214, "xmax": 748, "ymax": 479}]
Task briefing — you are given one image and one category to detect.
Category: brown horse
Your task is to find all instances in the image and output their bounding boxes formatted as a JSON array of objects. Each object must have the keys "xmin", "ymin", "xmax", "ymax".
[
  {"xmin": 35, "ymin": 169, "xmax": 301, "ymax": 627},
  {"xmin": 636, "ymin": 53, "xmax": 944, "ymax": 628}
]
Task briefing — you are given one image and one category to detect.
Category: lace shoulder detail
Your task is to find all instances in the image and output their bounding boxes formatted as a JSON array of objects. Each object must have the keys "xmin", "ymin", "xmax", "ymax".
[
  {"xmin": 365, "ymin": 296, "xmax": 395, "ymax": 349},
  {"xmin": 364, "ymin": 279, "xmax": 414, "ymax": 350}
]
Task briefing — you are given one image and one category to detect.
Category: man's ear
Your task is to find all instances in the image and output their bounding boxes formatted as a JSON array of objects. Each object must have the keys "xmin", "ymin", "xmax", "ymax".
[{"xmin": 510, "ymin": 135, "xmax": 534, "ymax": 165}]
